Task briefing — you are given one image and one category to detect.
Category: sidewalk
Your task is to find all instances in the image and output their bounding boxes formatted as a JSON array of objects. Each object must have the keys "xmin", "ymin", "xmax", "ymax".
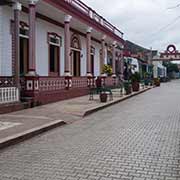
[{"xmin": 0, "ymin": 86, "xmax": 153, "ymax": 149}]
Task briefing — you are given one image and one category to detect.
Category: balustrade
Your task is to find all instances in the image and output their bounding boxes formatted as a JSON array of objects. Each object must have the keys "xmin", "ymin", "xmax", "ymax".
[
  {"xmin": 64, "ymin": 0, "xmax": 123, "ymax": 38},
  {"xmin": 0, "ymin": 87, "xmax": 19, "ymax": 104}
]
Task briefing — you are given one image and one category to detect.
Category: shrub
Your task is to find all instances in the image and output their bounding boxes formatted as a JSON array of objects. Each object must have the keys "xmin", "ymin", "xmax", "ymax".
[
  {"xmin": 130, "ymin": 72, "xmax": 141, "ymax": 83},
  {"xmin": 102, "ymin": 64, "xmax": 112, "ymax": 76}
]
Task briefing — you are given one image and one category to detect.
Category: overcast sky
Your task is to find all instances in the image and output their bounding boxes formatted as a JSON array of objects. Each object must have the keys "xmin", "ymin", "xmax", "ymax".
[{"xmin": 83, "ymin": 0, "xmax": 180, "ymax": 52}]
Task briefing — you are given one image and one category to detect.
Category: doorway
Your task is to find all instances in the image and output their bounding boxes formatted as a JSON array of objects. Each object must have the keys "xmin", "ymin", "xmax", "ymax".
[
  {"xmin": 72, "ymin": 50, "xmax": 81, "ymax": 77},
  {"xmin": 19, "ymin": 37, "xmax": 29, "ymax": 75},
  {"xmin": 91, "ymin": 54, "xmax": 94, "ymax": 76}
]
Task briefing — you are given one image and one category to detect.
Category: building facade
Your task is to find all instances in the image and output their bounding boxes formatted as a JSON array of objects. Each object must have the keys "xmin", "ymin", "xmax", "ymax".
[
  {"xmin": 0, "ymin": 0, "xmax": 124, "ymax": 105},
  {"xmin": 124, "ymin": 40, "xmax": 153, "ymax": 79}
]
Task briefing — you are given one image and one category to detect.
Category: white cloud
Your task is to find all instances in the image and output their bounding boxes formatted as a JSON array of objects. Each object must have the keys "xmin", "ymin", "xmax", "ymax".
[{"xmin": 83, "ymin": 0, "xmax": 180, "ymax": 51}]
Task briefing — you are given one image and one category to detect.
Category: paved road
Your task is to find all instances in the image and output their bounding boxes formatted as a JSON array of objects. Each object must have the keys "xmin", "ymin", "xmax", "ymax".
[{"xmin": 0, "ymin": 81, "xmax": 180, "ymax": 180}]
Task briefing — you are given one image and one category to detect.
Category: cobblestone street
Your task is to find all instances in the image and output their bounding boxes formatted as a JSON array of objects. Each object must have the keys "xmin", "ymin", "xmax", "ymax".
[{"xmin": 0, "ymin": 81, "xmax": 180, "ymax": 180}]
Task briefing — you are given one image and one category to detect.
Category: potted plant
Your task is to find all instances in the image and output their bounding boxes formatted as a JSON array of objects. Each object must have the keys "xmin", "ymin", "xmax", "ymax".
[
  {"xmin": 144, "ymin": 72, "xmax": 150, "ymax": 86},
  {"xmin": 124, "ymin": 81, "xmax": 132, "ymax": 95},
  {"xmin": 100, "ymin": 92, "xmax": 108, "ymax": 103},
  {"xmin": 130, "ymin": 72, "xmax": 140, "ymax": 92},
  {"xmin": 102, "ymin": 64, "xmax": 112, "ymax": 76},
  {"xmin": 154, "ymin": 78, "xmax": 160, "ymax": 87}
]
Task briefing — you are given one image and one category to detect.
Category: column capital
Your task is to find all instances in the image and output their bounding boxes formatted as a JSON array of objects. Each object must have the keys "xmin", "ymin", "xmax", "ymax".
[
  {"xmin": 13, "ymin": 2, "xmax": 22, "ymax": 11},
  {"xmin": 113, "ymin": 41, "xmax": 117, "ymax": 46},
  {"xmin": 101, "ymin": 35, "xmax": 107, "ymax": 41},
  {"xmin": 87, "ymin": 27, "xmax": 92, "ymax": 33},
  {"xmin": 28, "ymin": 0, "xmax": 39, "ymax": 5},
  {"xmin": 64, "ymin": 15, "xmax": 72, "ymax": 23}
]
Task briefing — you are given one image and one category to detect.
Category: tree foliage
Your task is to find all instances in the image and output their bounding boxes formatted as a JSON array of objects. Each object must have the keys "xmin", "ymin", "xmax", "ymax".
[{"xmin": 163, "ymin": 62, "xmax": 179, "ymax": 73}]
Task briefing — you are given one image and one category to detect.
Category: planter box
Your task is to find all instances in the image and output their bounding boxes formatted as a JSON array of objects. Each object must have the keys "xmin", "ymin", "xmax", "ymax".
[
  {"xmin": 132, "ymin": 82, "xmax": 140, "ymax": 92},
  {"xmin": 100, "ymin": 93, "xmax": 108, "ymax": 103},
  {"xmin": 125, "ymin": 86, "xmax": 132, "ymax": 95}
]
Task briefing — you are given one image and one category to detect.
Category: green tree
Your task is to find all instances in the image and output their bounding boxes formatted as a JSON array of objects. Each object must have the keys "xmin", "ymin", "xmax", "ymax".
[{"xmin": 163, "ymin": 62, "xmax": 179, "ymax": 73}]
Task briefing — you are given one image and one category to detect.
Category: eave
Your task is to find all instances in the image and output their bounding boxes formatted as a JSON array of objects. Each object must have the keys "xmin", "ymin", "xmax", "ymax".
[
  {"xmin": 0, "ymin": 0, "xmax": 15, "ymax": 6},
  {"xmin": 43, "ymin": 0, "xmax": 124, "ymax": 45}
]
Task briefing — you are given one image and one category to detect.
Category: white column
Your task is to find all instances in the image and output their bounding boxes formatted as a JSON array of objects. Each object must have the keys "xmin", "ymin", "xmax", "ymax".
[
  {"xmin": 101, "ymin": 35, "xmax": 106, "ymax": 75},
  {"xmin": 112, "ymin": 41, "xmax": 117, "ymax": 77}
]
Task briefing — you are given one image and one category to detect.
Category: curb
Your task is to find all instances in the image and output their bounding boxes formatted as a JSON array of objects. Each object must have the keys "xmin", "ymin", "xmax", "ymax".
[
  {"xmin": 84, "ymin": 87, "xmax": 152, "ymax": 117},
  {"xmin": 0, "ymin": 120, "xmax": 66, "ymax": 150}
]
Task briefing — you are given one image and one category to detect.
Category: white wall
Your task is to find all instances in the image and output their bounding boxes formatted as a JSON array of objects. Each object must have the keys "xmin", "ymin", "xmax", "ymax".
[
  {"xmin": 0, "ymin": 7, "xmax": 13, "ymax": 76},
  {"xmin": 92, "ymin": 41, "xmax": 101, "ymax": 76},
  {"xmin": 153, "ymin": 61, "xmax": 167, "ymax": 78},
  {"xmin": 80, "ymin": 35, "xmax": 86, "ymax": 76},
  {"xmin": 0, "ymin": 7, "xmax": 2, "ymax": 75},
  {"xmin": 36, "ymin": 18, "xmax": 65, "ymax": 76},
  {"xmin": 20, "ymin": 12, "xmax": 65, "ymax": 76}
]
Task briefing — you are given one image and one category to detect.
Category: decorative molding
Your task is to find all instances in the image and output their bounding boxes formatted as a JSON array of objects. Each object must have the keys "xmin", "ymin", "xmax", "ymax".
[
  {"xmin": 102, "ymin": 35, "xmax": 106, "ymax": 40},
  {"xmin": 47, "ymin": 32, "xmax": 62, "ymax": 46},
  {"xmin": 91, "ymin": 46, "xmax": 95, "ymax": 55},
  {"xmin": 87, "ymin": 27, "xmax": 92, "ymax": 33},
  {"xmin": 0, "ymin": 77, "xmax": 15, "ymax": 87},
  {"xmin": 13, "ymin": 2, "xmax": 22, "ymax": 11},
  {"xmin": 71, "ymin": 33, "xmax": 81, "ymax": 50},
  {"xmin": 113, "ymin": 41, "xmax": 117, "ymax": 46},
  {"xmin": 28, "ymin": 0, "xmax": 39, "ymax": 5},
  {"xmin": 64, "ymin": 15, "xmax": 72, "ymax": 23},
  {"xmin": 22, "ymin": 6, "xmax": 101, "ymax": 44}
]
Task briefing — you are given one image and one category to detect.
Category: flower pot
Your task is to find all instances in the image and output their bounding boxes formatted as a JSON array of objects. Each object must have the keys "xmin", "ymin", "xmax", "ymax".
[
  {"xmin": 144, "ymin": 79, "xmax": 149, "ymax": 86},
  {"xmin": 125, "ymin": 85, "xmax": 132, "ymax": 95},
  {"xmin": 100, "ymin": 93, "xmax": 107, "ymax": 103},
  {"xmin": 124, "ymin": 82, "xmax": 132, "ymax": 95},
  {"xmin": 132, "ymin": 82, "xmax": 140, "ymax": 92},
  {"xmin": 154, "ymin": 78, "xmax": 160, "ymax": 87}
]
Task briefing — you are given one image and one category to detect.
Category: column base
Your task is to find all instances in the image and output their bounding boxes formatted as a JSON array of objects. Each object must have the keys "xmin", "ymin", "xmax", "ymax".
[
  {"xmin": 87, "ymin": 73, "xmax": 92, "ymax": 77},
  {"xmin": 26, "ymin": 71, "xmax": 37, "ymax": 77},
  {"xmin": 65, "ymin": 76, "xmax": 72, "ymax": 89},
  {"xmin": 64, "ymin": 72, "xmax": 72, "ymax": 77},
  {"xmin": 101, "ymin": 73, "xmax": 107, "ymax": 77}
]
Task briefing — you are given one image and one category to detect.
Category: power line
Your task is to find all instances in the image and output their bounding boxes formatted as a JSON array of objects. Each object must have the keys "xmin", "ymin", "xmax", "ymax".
[
  {"xmin": 151, "ymin": 15, "xmax": 180, "ymax": 36},
  {"xmin": 167, "ymin": 3, "xmax": 180, "ymax": 10}
]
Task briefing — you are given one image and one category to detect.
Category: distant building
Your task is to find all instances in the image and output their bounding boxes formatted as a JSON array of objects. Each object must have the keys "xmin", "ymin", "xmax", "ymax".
[
  {"xmin": 124, "ymin": 41, "xmax": 153, "ymax": 78},
  {"xmin": 152, "ymin": 52, "xmax": 167, "ymax": 79}
]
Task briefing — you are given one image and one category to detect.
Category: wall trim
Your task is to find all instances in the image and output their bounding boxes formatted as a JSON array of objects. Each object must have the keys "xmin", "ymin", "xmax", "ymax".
[{"xmin": 22, "ymin": 6, "xmax": 101, "ymax": 44}]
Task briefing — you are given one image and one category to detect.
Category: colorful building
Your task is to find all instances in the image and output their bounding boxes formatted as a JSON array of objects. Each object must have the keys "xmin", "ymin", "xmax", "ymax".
[
  {"xmin": 124, "ymin": 40, "xmax": 153, "ymax": 78},
  {"xmin": 0, "ymin": 0, "xmax": 124, "ymax": 106}
]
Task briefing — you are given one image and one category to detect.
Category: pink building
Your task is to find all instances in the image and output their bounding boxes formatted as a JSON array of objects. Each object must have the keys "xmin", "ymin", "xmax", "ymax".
[{"xmin": 0, "ymin": 0, "xmax": 124, "ymax": 108}]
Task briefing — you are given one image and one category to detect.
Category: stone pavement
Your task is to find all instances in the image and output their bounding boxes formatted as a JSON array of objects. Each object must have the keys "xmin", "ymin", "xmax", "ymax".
[
  {"xmin": 0, "ymin": 81, "xmax": 180, "ymax": 180},
  {"xmin": 0, "ymin": 86, "xmax": 150, "ymax": 145}
]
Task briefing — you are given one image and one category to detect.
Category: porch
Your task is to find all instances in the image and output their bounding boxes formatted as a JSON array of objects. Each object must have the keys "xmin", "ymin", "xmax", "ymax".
[
  {"xmin": 0, "ymin": 76, "xmax": 119, "ymax": 105},
  {"xmin": 0, "ymin": 0, "xmax": 124, "ymax": 106}
]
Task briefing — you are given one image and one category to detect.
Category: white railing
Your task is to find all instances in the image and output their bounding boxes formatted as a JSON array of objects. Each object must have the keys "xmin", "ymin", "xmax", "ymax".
[
  {"xmin": 0, "ymin": 87, "xmax": 19, "ymax": 104},
  {"xmin": 64, "ymin": 0, "xmax": 124, "ymax": 38}
]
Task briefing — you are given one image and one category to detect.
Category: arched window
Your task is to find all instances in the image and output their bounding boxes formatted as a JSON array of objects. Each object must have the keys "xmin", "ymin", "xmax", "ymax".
[
  {"xmin": 71, "ymin": 34, "xmax": 81, "ymax": 76},
  {"xmin": 71, "ymin": 33, "xmax": 81, "ymax": 50}
]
